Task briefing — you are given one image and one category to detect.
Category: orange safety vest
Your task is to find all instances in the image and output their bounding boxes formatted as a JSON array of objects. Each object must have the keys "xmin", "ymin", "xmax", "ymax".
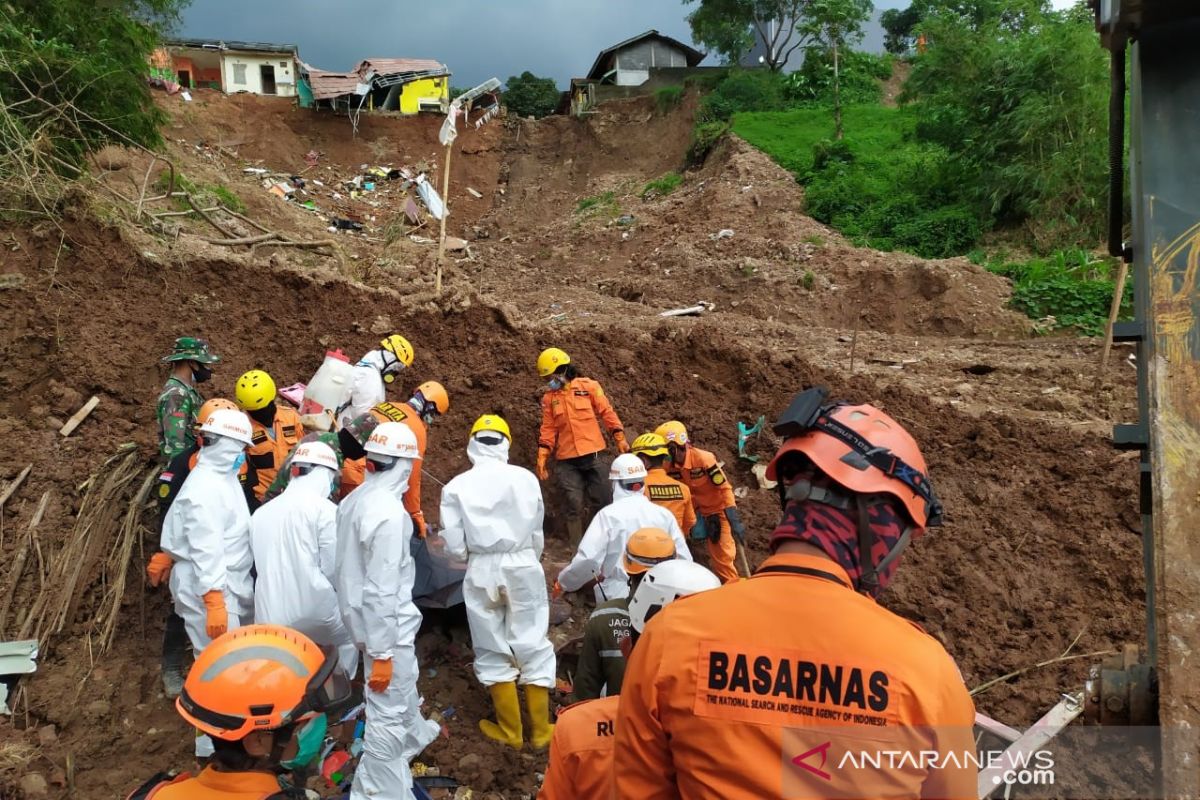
[
  {"xmin": 538, "ymin": 377, "xmax": 623, "ymax": 460},
  {"xmin": 246, "ymin": 404, "xmax": 303, "ymax": 501},
  {"xmin": 538, "ymin": 696, "xmax": 619, "ymax": 800},
  {"xmin": 613, "ymin": 552, "xmax": 977, "ymax": 799},
  {"xmin": 339, "ymin": 402, "xmax": 427, "ymax": 522},
  {"xmin": 127, "ymin": 767, "xmax": 290, "ymax": 800},
  {"xmin": 643, "ymin": 468, "xmax": 696, "ymax": 534}
]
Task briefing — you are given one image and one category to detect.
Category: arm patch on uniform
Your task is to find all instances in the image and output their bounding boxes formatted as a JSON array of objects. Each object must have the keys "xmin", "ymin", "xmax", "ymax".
[
  {"xmin": 707, "ymin": 465, "xmax": 727, "ymax": 486},
  {"xmin": 376, "ymin": 402, "xmax": 409, "ymax": 422},
  {"xmin": 647, "ymin": 484, "xmax": 685, "ymax": 501}
]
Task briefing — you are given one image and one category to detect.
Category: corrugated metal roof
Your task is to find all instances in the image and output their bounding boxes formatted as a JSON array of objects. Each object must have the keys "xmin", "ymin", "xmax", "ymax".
[
  {"xmin": 165, "ymin": 38, "xmax": 298, "ymax": 55},
  {"xmin": 356, "ymin": 58, "xmax": 448, "ymax": 77},
  {"xmin": 306, "ymin": 69, "xmax": 362, "ymax": 101}
]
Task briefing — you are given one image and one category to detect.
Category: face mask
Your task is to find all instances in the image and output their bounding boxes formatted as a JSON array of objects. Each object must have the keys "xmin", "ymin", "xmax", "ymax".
[
  {"xmin": 192, "ymin": 364, "xmax": 213, "ymax": 384},
  {"xmin": 280, "ymin": 713, "xmax": 328, "ymax": 770},
  {"xmin": 548, "ymin": 377, "xmax": 564, "ymax": 391},
  {"xmin": 232, "ymin": 452, "xmax": 246, "ymax": 473}
]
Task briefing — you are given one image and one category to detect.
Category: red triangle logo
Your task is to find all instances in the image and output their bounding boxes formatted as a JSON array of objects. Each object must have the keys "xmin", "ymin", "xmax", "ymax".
[{"xmin": 792, "ymin": 741, "xmax": 833, "ymax": 781}]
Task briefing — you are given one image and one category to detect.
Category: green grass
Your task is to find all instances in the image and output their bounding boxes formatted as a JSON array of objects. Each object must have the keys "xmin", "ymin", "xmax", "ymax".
[
  {"xmin": 983, "ymin": 249, "xmax": 1132, "ymax": 336},
  {"xmin": 210, "ymin": 184, "xmax": 246, "ymax": 214},
  {"xmin": 575, "ymin": 190, "xmax": 619, "ymax": 219},
  {"xmin": 654, "ymin": 86, "xmax": 683, "ymax": 114},
  {"xmin": 732, "ymin": 105, "xmax": 915, "ymax": 176},
  {"xmin": 641, "ymin": 172, "xmax": 683, "ymax": 199}
]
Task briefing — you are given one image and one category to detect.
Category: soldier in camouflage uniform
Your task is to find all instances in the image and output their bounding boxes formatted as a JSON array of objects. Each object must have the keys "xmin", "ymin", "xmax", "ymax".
[
  {"xmin": 156, "ymin": 336, "xmax": 221, "ymax": 462},
  {"xmin": 261, "ymin": 431, "xmax": 345, "ymax": 502}
]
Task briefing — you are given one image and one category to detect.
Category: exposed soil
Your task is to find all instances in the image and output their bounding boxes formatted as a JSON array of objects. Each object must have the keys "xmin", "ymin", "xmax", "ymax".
[{"xmin": 0, "ymin": 92, "xmax": 1144, "ymax": 798}]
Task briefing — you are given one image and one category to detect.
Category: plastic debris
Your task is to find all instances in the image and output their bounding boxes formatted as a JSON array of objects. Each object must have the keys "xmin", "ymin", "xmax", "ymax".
[
  {"xmin": 416, "ymin": 175, "xmax": 445, "ymax": 220},
  {"xmin": 711, "ymin": 228, "xmax": 735, "ymax": 240}
]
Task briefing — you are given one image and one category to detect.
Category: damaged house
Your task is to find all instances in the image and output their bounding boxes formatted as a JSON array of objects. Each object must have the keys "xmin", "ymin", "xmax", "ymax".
[
  {"xmin": 300, "ymin": 58, "xmax": 450, "ymax": 115},
  {"xmin": 152, "ymin": 39, "xmax": 300, "ymax": 96}
]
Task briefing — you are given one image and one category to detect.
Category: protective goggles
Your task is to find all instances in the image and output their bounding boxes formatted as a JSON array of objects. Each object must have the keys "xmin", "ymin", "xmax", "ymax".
[
  {"xmin": 774, "ymin": 386, "xmax": 943, "ymax": 527},
  {"xmin": 365, "ymin": 454, "xmax": 399, "ymax": 473},
  {"xmin": 624, "ymin": 547, "xmax": 677, "ymax": 573}
]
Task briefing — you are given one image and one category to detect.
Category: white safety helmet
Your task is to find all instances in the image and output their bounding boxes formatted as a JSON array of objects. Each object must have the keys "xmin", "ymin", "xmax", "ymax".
[
  {"xmin": 292, "ymin": 441, "xmax": 339, "ymax": 472},
  {"xmin": 609, "ymin": 453, "xmax": 648, "ymax": 482},
  {"xmin": 364, "ymin": 421, "xmax": 421, "ymax": 461},
  {"xmin": 199, "ymin": 408, "xmax": 254, "ymax": 446},
  {"xmin": 628, "ymin": 560, "xmax": 722, "ymax": 633}
]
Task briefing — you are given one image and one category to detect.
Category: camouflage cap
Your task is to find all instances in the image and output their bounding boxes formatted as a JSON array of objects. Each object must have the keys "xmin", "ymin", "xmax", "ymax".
[
  {"xmin": 162, "ymin": 336, "xmax": 220, "ymax": 364},
  {"xmin": 342, "ymin": 411, "xmax": 381, "ymax": 447}
]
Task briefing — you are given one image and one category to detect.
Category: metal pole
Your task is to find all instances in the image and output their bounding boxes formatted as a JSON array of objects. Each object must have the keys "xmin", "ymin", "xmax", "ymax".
[{"xmin": 436, "ymin": 142, "xmax": 452, "ymax": 296}]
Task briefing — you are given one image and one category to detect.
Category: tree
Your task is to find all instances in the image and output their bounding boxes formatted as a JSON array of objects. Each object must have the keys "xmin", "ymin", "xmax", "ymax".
[
  {"xmin": 880, "ymin": 5, "xmax": 922, "ymax": 53},
  {"xmin": 797, "ymin": 0, "xmax": 873, "ymax": 139},
  {"xmin": 684, "ymin": 0, "xmax": 813, "ymax": 72},
  {"xmin": 0, "ymin": 0, "xmax": 189, "ymax": 165},
  {"xmin": 502, "ymin": 71, "xmax": 560, "ymax": 119}
]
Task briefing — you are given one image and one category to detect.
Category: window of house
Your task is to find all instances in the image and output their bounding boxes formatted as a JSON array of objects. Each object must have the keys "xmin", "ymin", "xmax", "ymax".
[{"xmin": 233, "ymin": 64, "xmax": 246, "ymax": 85}]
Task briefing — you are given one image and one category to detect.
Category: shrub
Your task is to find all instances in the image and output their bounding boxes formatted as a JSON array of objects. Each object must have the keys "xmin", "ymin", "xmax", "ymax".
[
  {"xmin": 654, "ymin": 86, "xmax": 684, "ymax": 114},
  {"xmin": 641, "ymin": 172, "xmax": 683, "ymax": 199},
  {"xmin": 687, "ymin": 121, "xmax": 729, "ymax": 165},
  {"xmin": 987, "ymin": 249, "xmax": 1133, "ymax": 335},
  {"xmin": 699, "ymin": 69, "xmax": 786, "ymax": 122},
  {"xmin": 211, "ymin": 184, "xmax": 246, "ymax": 214},
  {"xmin": 784, "ymin": 50, "xmax": 892, "ymax": 106},
  {"xmin": 892, "ymin": 206, "xmax": 983, "ymax": 258}
]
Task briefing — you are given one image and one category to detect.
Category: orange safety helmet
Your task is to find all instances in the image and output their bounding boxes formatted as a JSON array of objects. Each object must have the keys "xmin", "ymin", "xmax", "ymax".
[
  {"xmin": 655, "ymin": 420, "xmax": 689, "ymax": 446},
  {"xmin": 176, "ymin": 625, "xmax": 349, "ymax": 741},
  {"xmin": 413, "ymin": 381, "xmax": 450, "ymax": 416},
  {"xmin": 623, "ymin": 527, "xmax": 678, "ymax": 575},
  {"xmin": 765, "ymin": 402, "xmax": 937, "ymax": 529},
  {"xmin": 197, "ymin": 398, "xmax": 238, "ymax": 426}
]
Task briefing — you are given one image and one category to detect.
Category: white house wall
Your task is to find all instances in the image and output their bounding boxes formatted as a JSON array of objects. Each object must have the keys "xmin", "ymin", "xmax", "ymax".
[
  {"xmin": 220, "ymin": 53, "xmax": 297, "ymax": 97},
  {"xmin": 613, "ymin": 40, "xmax": 689, "ymax": 86}
]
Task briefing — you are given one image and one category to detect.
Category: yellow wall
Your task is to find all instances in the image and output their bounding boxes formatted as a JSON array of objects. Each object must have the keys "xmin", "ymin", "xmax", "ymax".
[{"xmin": 399, "ymin": 77, "xmax": 448, "ymax": 114}]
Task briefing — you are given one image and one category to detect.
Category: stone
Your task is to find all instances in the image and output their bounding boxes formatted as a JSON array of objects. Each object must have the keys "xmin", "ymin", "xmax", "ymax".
[
  {"xmin": 37, "ymin": 724, "xmax": 56, "ymax": 746},
  {"xmin": 19, "ymin": 773, "xmax": 49, "ymax": 797}
]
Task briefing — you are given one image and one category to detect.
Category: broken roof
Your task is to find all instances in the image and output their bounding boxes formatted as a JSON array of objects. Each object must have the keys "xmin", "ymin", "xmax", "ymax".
[
  {"xmin": 586, "ymin": 30, "xmax": 706, "ymax": 80},
  {"xmin": 165, "ymin": 38, "xmax": 298, "ymax": 56},
  {"xmin": 355, "ymin": 58, "xmax": 449, "ymax": 78},
  {"xmin": 305, "ymin": 68, "xmax": 362, "ymax": 101}
]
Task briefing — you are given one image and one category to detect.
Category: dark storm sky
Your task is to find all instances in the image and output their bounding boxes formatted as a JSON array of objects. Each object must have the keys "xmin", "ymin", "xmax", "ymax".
[{"xmin": 177, "ymin": 1, "xmax": 902, "ymax": 88}]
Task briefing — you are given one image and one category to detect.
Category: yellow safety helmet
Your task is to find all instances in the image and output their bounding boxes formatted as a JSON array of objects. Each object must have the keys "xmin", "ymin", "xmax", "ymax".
[
  {"xmin": 380, "ymin": 334, "xmax": 414, "ymax": 368},
  {"xmin": 656, "ymin": 420, "xmax": 689, "ymax": 446},
  {"xmin": 235, "ymin": 370, "xmax": 277, "ymax": 412},
  {"xmin": 632, "ymin": 432, "xmax": 669, "ymax": 457},
  {"xmin": 471, "ymin": 414, "xmax": 511, "ymax": 441},
  {"xmin": 537, "ymin": 347, "xmax": 570, "ymax": 378}
]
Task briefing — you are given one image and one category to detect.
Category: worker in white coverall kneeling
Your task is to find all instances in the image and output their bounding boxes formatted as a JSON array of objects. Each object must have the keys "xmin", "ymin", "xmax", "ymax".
[
  {"xmin": 438, "ymin": 414, "xmax": 557, "ymax": 751},
  {"xmin": 159, "ymin": 407, "xmax": 256, "ymax": 757},
  {"xmin": 335, "ymin": 421, "xmax": 441, "ymax": 799},
  {"xmin": 250, "ymin": 440, "xmax": 358, "ymax": 676},
  {"xmin": 556, "ymin": 453, "xmax": 692, "ymax": 603}
]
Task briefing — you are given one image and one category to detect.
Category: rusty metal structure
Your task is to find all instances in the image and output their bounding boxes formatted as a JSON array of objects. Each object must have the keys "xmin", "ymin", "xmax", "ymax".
[{"xmin": 1095, "ymin": 0, "xmax": 1200, "ymax": 794}]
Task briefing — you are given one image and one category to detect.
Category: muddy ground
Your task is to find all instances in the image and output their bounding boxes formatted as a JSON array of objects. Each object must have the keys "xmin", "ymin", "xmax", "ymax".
[{"xmin": 0, "ymin": 91, "xmax": 1144, "ymax": 798}]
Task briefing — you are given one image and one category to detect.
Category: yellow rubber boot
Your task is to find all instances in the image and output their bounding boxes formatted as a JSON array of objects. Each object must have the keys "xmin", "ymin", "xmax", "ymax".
[
  {"xmin": 525, "ymin": 684, "xmax": 555, "ymax": 751},
  {"xmin": 479, "ymin": 681, "xmax": 523, "ymax": 749}
]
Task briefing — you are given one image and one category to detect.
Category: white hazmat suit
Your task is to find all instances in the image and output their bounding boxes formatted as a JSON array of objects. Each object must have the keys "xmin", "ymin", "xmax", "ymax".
[
  {"xmin": 557, "ymin": 481, "xmax": 692, "ymax": 602},
  {"xmin": 338, "ymin": 350, "xmax": 388, "ymax": 428},
  {"xmin": 335, "ymin": 454, "xmax": 440, "ymax": 800},
  {"xmin": 440, "ymin": 435, "xmax": 555, "ymax": 688},
  {"xmin": 250, "ymin": 466, "xmax": 358, "ymax": 675},
  {"xmin": 160, "ymin": 434, "xmax": 254, "ymax": 649}
]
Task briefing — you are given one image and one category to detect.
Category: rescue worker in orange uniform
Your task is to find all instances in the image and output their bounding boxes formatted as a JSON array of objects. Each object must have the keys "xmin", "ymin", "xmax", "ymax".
[
  {"xmin": 655, "ymin": 421, "xmax": 743, "ymax": 584},
  {"xmin": 616, "ymin": 389, "xmax": 976, "ymax": 800},
  {"xmin": 235, "ymin": 370, "xmax": 304, "ymax": 507},
  {"xmin": 535, "ymin": 348, "xmax": 628, "ymax": 545},
  {"xmin": 540, "ymin": 560, "xmax": 720, "ymax": 800},
  {"xmin": 125, "ymin": 624, "xmax": 351, "ymax": 800},
  {"xmin": 336, "ymin": 383, "xmax": 449, "ymax": 533},
  {"xmin": 631, "ymin": 432, "xmax": 696, "ymax": 534}
]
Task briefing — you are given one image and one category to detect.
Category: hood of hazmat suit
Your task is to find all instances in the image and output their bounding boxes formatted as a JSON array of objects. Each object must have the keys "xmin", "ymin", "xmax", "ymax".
[
  {"xmin": 440, "ymin": 434, "xmax": 554, "ymax": 687},
  {"xmin": 251, "ymin": 467, "xmax": 357, "ymax": 673},
  {"xmin": 557, "ymin": 485, "xmax": 692, "ymax": 602},
  {"xmin": 160, "ymin": 434, "xmax": 254, "ymax": 647},
  {"xmin": 338, "ymin": 350, "xmax": 387, "ymax": 428}
]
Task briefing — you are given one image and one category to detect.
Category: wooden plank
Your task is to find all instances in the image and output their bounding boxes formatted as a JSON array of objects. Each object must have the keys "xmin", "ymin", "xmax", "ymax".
[
  {"xmin": 59, "ymin": 396, "xmax": 99, "ymax": 437},
  {"xmin": 0, "ymin": 464, "xmax": 31, "ymax": 507}
]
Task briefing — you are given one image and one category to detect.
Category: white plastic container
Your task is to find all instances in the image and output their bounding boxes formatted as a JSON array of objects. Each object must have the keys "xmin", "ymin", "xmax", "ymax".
[{"xmin": 300, "ymin": 349, "xmax": 353, "ymax": 430}]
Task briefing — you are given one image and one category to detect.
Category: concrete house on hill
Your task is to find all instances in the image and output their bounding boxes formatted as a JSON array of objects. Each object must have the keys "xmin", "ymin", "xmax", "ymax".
[
  {"xmin": 586, "ymin": 30, "xmax": 706, "ymax": 87},
  {"xmin": 152, "ymin": 39, "xmax": 300, "ymax": 96}
]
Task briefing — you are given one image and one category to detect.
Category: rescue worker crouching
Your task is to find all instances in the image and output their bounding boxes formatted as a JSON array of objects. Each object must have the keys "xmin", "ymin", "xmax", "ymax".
[
  {"xmin": 656, "ymin": 420, "xmax": 745, "ymax": 584},
  {"xmin": 126, "ymin": 625, "xmax": 352, "ymax": 800},
  {"xmin": 157, "ymin": 336, "xmax": 221, "ymax": 462},
  {"xmin": 556, "ymin": 454, "xmax": 691, "ymax": 604},
  {"xmin": 615, "ymin": 390, "xmax": 976, "ymax": 799},
  {"xmin": 538, "ymin": 560, "xmax": 719, "ymax": 800},
  {"xmin": 236, "ymin": 370, "xmax": 305, "ymax": 508},
  {"xmin": 251, "ymin": 441, "xmax": 358, "ymax": 676},
  {"xmin": 338, "ymin": 334, "xmax": 414, "ymax": 428},
  {"xmin": 438, "ymin": 414, "xmax": 557, "ymax": 750},
  {"xmin": 335, "ymin": 422, "xmax": 441, "ymax": 799},
  {"xmin": 535, "ymin": 347, "xmax": 628, "ymax": 546},
  {"xmin": 572, "ymin": 526, "xmax": 678, "ymax": 702}
]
